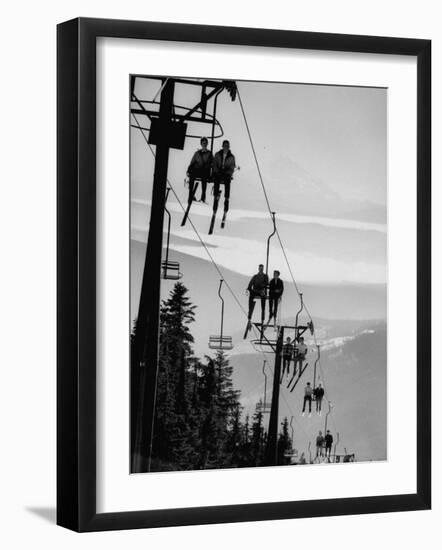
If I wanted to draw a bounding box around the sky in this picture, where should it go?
[132,77,387,206]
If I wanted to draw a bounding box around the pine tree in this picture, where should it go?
[198,351,242,468]
[237,414,252,467]
[225,401,243,467]
[133,282,253,473]
[151,283,198,470]
[250,408,265,466]
[198,357,221,468]
[277,417,292,465]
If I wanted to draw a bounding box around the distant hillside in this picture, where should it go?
[230,324,387,463]
[236,157,386,223]
[131,240,386,356]
[131,240,386,463]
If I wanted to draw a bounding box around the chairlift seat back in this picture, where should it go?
[284,449,298,458]
[208,335,234,350]
[162,260,183,280]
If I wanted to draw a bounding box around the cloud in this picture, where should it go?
[168,231,386,285]
[131,198,386,234]
[131,200,387,285]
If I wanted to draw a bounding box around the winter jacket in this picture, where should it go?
[316,436,324,447]
[187,149,213,178]
[247,272,269,294]
[325,434,333,447]
[304,385,313,397]
[269,278,284,297]
[296,343,308,357]
[314,386,325,400]
[283,342,294,357]
[212,149,236,178]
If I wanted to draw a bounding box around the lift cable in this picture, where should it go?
[237,88,344,443]
[132,113,337,451]
[305,326,344,447]
[238,89,336,384]
[133,114,304,442]
[132,113,250,318]
[237,88,302,297]
[132,113,280,371]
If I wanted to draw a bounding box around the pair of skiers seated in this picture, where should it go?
[302,382,325,416]
[282,336,308,376]
[186,137,236,210]
[246,264,284,326]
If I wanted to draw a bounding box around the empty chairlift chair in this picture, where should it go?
[283,417,297,459]
[208,279,234,351]
[162,260,182,280]
[162,188,183,281]
[256,360,271,414]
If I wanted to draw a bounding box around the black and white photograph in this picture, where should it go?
[0,1,434,542]
[130,75,387,474]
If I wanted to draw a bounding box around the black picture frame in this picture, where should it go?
[57,17,431,532]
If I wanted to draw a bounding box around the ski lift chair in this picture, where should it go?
[208,335,233,351]
[208,279,234,351]
[161,260,182,280]
[162,188,183,281]
[256,402,272,414]
[256,361,272,413]
[284,449,298,459]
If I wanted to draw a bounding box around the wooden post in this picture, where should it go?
[131,79,175,473]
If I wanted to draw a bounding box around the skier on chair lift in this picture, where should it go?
[246,264,269,329]
[267,270,284,326]
[282,336,294,378]
[325,430,333,458]
[293,336,308,376]
[302,382,313,417]
[314,382,325,415]
[186,137,213,204]
[212,139,236,228]
[315,430,325,457]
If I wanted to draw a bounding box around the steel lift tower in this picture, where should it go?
[130,76,237,473]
